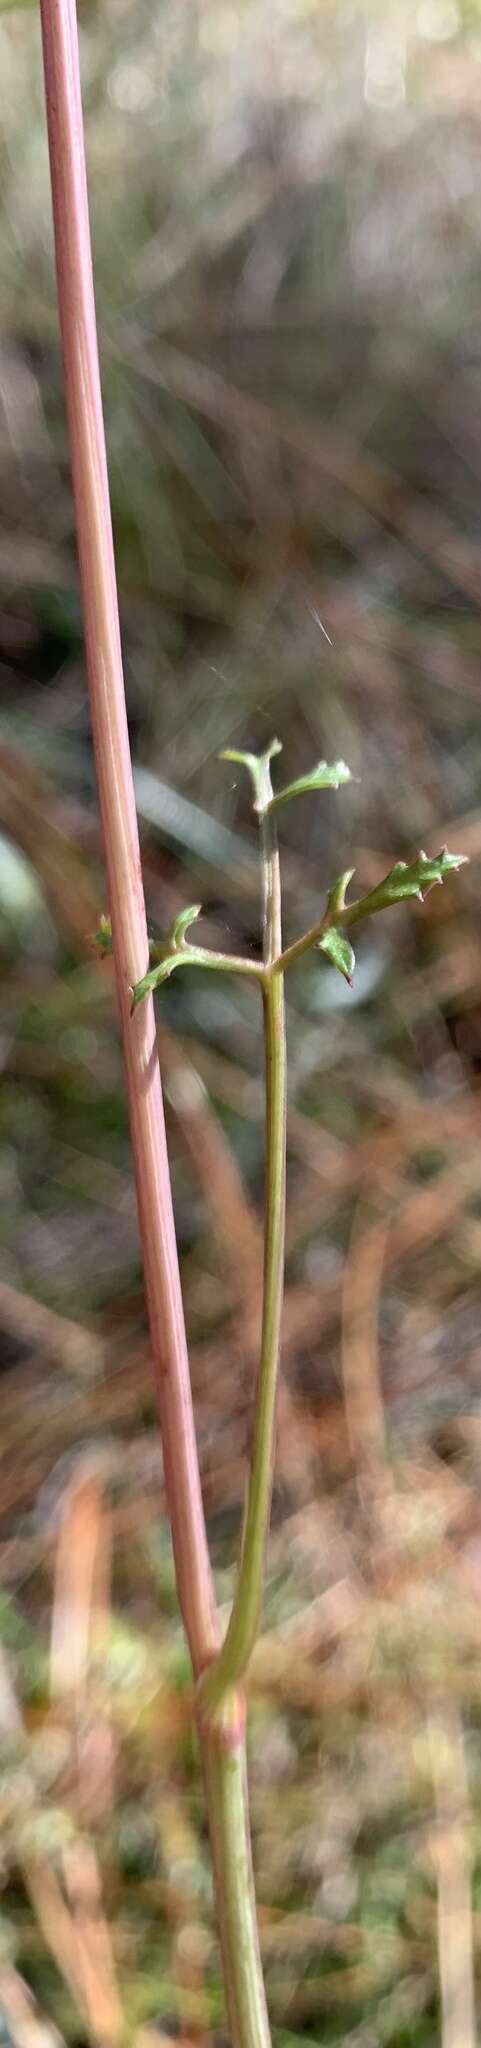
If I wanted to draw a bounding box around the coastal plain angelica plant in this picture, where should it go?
[129,750,468,1729]
[37,0,466,2038]
[107,741,466,2035]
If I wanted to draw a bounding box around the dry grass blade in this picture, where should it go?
[0,1959,66,2046]
[49,1466,122,2044]
[427,1707,476,2048]
[49,1464,111,1707]
[156,1794,211,2048]
[136,342,481,606]
[19,1859,88,2024]
[60,1839,124,2048]
[0,1647,87,2020]
[0,1637,24,1741]
[0,1282,103,1381]
[0,746,98,951]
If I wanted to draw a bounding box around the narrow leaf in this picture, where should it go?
[317,927,355,985]
[131,957,178,1009]
[268,759,352,813]
[352,847,468,921]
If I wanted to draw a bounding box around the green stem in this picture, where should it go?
[157,947,264,980]
[199,782,287,1714]
[200,1697,271,2048]
[194,759,286,2046]
[273,894,375,976]
[132,946,265,1006]
[273,911,331,976]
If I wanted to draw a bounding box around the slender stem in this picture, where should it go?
[261,797,282,967]
[199,788,287,1715]
[201,1698,271,2048]
[274,907,332,975]
[133,946,266,1005]
[39,0,218,1680]
[164,948,264,980]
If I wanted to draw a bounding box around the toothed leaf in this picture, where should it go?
[353,848,468,919]
[317,927,355,985]
[268,759,352,813]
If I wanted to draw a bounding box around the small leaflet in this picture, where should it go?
[269,760,352,813]
[317,927,355,986]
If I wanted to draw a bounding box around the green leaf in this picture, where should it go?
[268,759,352,813]
[351,847,467,920]
[317,927,355,985]
[131,957,178,1009]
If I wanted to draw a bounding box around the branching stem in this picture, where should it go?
[132,945,265,1007]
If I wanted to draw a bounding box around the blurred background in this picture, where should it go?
[1,0,481,2042]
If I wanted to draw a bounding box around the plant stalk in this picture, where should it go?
[39,0,218,1680]
[200,1694,271,2048]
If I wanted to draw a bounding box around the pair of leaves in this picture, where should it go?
[220,740,351,816]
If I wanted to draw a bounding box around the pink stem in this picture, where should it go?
[39,0,218,1678]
